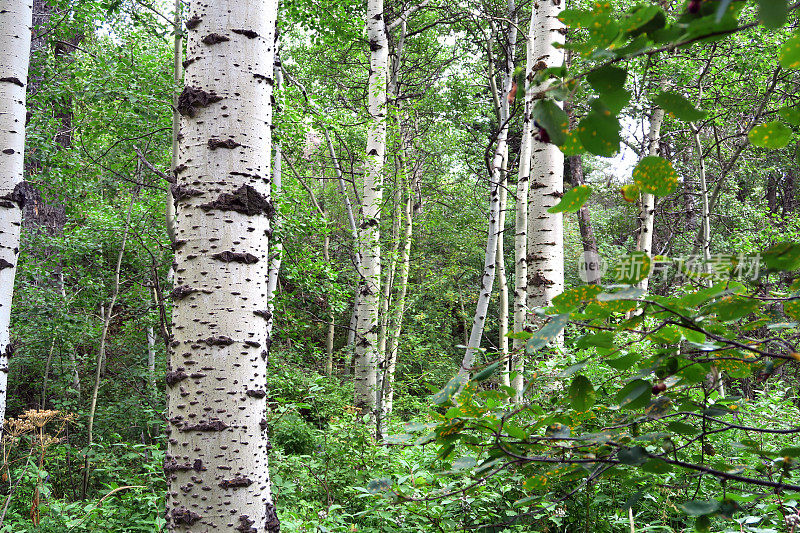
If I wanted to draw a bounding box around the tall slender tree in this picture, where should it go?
[165,0,280,530]
[0,0,33,427]
[354,0,388,418]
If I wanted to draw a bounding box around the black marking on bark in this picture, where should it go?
[261,349,268,362]
[163,457,205,473]
[204,335,235,346]
[530,271,554,287]
[244,340,261,348]
[0,77,23,87]
[171,285,198,300]
[369,39,381,52]
[182,419,229,432]
[182,58,195,69]
[200,184,274,217]
[3,344,14,359]
[232,29,259,39]
[0,259,14,271]
[265,502,281,533]
[235,515,257,533]
[208,138,242,150]
[185,15,202,29]
[0,181,26,209]
[260,418,268,430]
[220,476,253,489]
[2,149,14,155]
[171,240,187,251]
[170,507,201,525]
[254,309,272,320]
[253,73,273,84]
[368,148,378,155]
[212,251,259,264]
[165,370,188,386]
[246,389,266,399]
[177,86,223,117]
[202,33,230,45]
[189,372,207,379]
[171,184,203,201]
[360,218,379,229]
[174,164,188,175]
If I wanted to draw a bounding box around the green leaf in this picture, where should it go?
[653,91,707,122]
[780,34,800,68]
[559,130,585,156]
[641,458,671,474]
[552,285,603,312]
[695,514,711,532]
[587,65,627,94]
[606,353,641,370]
[525,314,570,353]
[522,474,548,490]
[632,156,679,196]
[622,5,661,33]
[679,500,720,517]
[548,185,592,213]
[617,445,647,465]
[568,375,596,411]
[779,106,800,126]
[763,242,800,270]
[668,421,700,435]
[616,379,652,410]
[575,331,615,349]
[545,423,570,439]
[706,295,762,322]
[784,299,800,320]
[384,433,413,444]
[748,121,793,149]
[432,375,467,405]
[758,0,788,28]
[620,183,640,202]
[472,362,500,382]
[578,111,621,157]
[367,478,393,494]
[532,100,569,146]
[600,89,632,114]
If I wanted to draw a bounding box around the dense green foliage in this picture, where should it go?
[3,0,800,531]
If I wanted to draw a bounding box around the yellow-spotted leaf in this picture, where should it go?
[779,33,800,69]
[632,156,678,196]
[748,121,793,149]
[784,298,800,320]
[560,130,585,156]
[525,314,570,353]
[620,183,640,202]
[523,474,548,490]
[532,100,569,146]
[548,185,592,213]
[578,111,621,157]
[552,285,603,312]
[653,91,707,122]
[778,106,800,126]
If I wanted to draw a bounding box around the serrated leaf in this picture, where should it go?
[632,156,679,196]
[654,91,707,122]
[587,65,627,94]
[779,106,800,126]
[548,185,592,213]
[616,379,652,410]
[532,100,569,146]
[578,111,621,157]
[749,121,793,149]
[568,375,596,411]
[525,314,570,353]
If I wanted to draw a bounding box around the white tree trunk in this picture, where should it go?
[0,0,33,427]
[511,7,536,396]
[636,105,665,292]
[526,0,565,320]
[354,0,388,418]
[147,326,156,390]
[497,150,509,387]
[166,0,279,530]
[459,4,517,377]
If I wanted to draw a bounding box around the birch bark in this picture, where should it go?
[526,0,565,352]
[459,3,517,377]
[354,0,388,418]
[0,0,33,427]
[635,105,665,292]
[166,0,279,530]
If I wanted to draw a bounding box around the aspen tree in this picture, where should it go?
[354,0,388,418]
[526,0,565,330]
[0,0,33,426]
[165,0,279,530]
